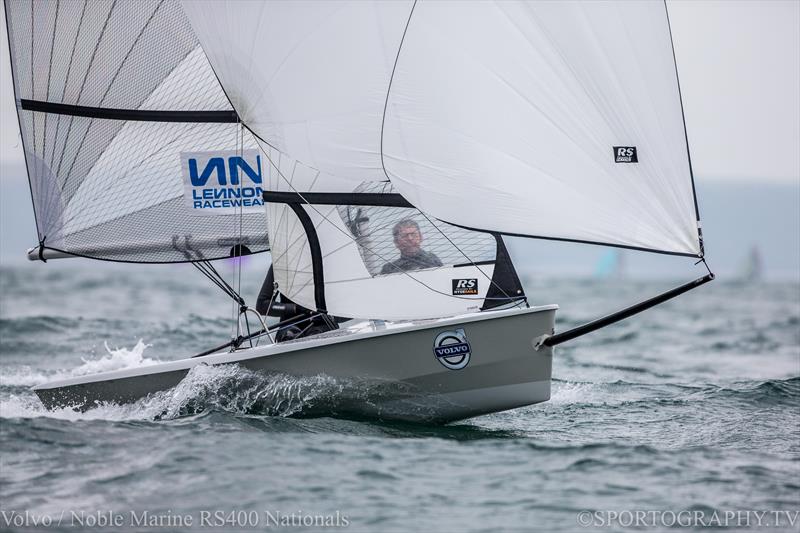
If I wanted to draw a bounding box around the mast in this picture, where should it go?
[664,0,705,257]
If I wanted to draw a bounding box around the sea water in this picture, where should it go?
[0,264,798,532]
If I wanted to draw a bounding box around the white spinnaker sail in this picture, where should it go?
[180,0,412,184]
[5,0,268,262]
[261,146,524,320]
[182,0,702,257]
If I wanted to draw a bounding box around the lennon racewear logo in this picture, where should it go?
[181,149,264,216]
[613,146,638,163]
[433,328,472,370]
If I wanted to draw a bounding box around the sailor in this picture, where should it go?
[380,219,443,274]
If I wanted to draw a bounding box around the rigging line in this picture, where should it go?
[264,149,291,286]
[272,151,293,284]
[192,313,326,358]
[63,0,165,188]
[443,217,702,259]
[288,206,376,288]
[255,312,328,344]
[283,160,310,291]
[261,161,392,273]
[696,256,714,277]
[257,283,280,347]
[231,118,244,340]
[4,1,40,238]
[271,156,321,292]
[55,0,117,181]
[247,132,335,268]
[288,183,334,294]
[47,0,87,171]
[203,260,243,301]
[29,1,34,154]
[195,264,238,301]
[379,0,417,180]
[260,150,507,304]
[41,0,59,171]
[231,121,240,338]
[416,210,522,308]
[192,260,244,305]
[267,203,311,269]
[235,120,246,339]
[176,237,242,303]
[664,0,703,252]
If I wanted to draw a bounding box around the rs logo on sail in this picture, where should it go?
[613,146,638,163]
[181,150,265,215]
[452,278,478,295]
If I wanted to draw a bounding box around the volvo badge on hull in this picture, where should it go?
[433,328,472,370]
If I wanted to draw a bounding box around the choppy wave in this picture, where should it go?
[0,357,424,424]
[0,364,328,422]
[0,315,80,335]
[548,377,799,408]
[698,377,800,405]
[0,340,158,388]
[139,365,372,421]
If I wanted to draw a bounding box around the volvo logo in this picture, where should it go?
[433,328,471,370]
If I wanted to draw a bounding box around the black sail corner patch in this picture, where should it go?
[613,146,638,163]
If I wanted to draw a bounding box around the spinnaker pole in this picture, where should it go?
[541,273,715,348]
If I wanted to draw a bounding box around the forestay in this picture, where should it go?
[260,145,525,321]
[5,0,268,262]
[182,0,703,258]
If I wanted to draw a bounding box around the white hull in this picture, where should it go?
[34,306,557,423]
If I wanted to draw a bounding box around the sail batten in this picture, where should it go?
[19,99,240,123]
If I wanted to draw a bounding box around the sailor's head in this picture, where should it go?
[392,219,423,257]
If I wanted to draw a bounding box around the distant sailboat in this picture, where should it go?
[739,246,764,283]
[594,249,627,280]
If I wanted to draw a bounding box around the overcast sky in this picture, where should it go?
[2,0,798,183]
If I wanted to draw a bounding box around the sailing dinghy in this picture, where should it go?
[6,0,713,422]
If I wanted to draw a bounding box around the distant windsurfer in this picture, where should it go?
[380,219,442,274]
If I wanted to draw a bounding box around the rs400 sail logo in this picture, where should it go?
[433,328,471,370]
[452,278,478,295]
[181,150,264,216]
[613,146,638,163]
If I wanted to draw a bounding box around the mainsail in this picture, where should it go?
[260,146,525,321]
[5,0,268,262]
[183,0,703,258]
